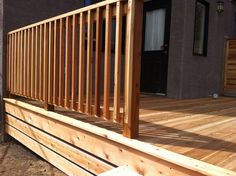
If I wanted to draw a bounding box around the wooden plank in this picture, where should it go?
[10,34,14,93]
[16,32,20,94]
[6,114,114,175]
[59,18,65,107]
[123,0,143,139]
[5,99,236,176]
[8,0,125,35]
[13,33,17,93]
[23,30,27,96]
[113,2,123,123]
[53,20,60,105]
[20,31,24,95]
[39,25,44,100]
[7,34,11,92]
[5,125,93,176]
[43,23,49,103]
[86,10,93,114]
[103,4,112,119]
[94,7,102,117]
[48,22,54,104]
[65,16,72,109]
[78,12,85,112]
[27,29,32,97]
[35,26,39,100]
[31,28,35,98]
[71,15,79,110]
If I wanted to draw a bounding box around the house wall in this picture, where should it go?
[167,0,236,99]
[0,0,85,141]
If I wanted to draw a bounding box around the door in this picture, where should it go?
[141,0,171,94]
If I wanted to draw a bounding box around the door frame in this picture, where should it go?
[141,0,172,95]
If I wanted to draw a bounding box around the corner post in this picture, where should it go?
[123,0,143,139]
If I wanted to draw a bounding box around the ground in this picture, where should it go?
[0,139,66,176]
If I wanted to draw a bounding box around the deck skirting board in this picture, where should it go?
[5,124,93,176]
[4,98,236,176]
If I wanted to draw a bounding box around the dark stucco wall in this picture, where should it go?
[167,0,236,99]
[0,0,85,141]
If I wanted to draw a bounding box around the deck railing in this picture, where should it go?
[7,0,143,138]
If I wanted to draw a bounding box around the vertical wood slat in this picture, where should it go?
[7,35,11,92]
[43,23,49,103]
[20,30,24,95]
[48,22,54,104]
[123,0,143,139]
[71,15,79,110]
[39,25,44,100]
[35,26,39,100]
[65,17,72,108]
[114,2,123,122]
[86,10,93,114]
[17,32,20,94]
[27,28,32,97]
[94,8,102,117]
[103,5,112,119]
[10,35,13,93]
[53,20,59,105]
[23,30,27,96]
[59,18,65,106]
[78,12,85,112]
[31,28,35,98]
[13,33,17,93]
[15,32,17,93]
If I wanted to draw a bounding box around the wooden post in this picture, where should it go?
[123,0,143,139]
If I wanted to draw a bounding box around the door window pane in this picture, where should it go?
[193,0,209,55]
[144,9,166,51]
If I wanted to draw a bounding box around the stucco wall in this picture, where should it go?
[167,0,236,99]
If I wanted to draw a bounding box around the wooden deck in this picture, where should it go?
[4,95,236,175]
[138,95,236,172]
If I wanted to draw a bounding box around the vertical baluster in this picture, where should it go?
[104,5,112,119]
[9,34,14,92]
[27,28,31,97]
[86,10,93,114]
[65,17,72,109]
[78,13,85,112]
[114,2,123,122]
[31,28,35,98]
[20,30,24,95]
[35,26,39,100]
[17,32,20,94]
[7,35,11,93]
[39,25,44,100]
[14,33,17,94]
[48,22,54,104]
[23,30,27,96]
[59,18,65,107]
[94,8,102,117]
[71,15,79,110]
[44,23,49,104]
[54,20,59,105]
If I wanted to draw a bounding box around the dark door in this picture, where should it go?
[141,0,171,94]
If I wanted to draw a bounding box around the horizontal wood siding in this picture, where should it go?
[224,39,236,94]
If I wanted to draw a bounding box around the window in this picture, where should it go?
[144,8,166,51]
[193,0,209,56]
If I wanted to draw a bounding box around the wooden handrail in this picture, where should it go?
[7,0,143,138]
